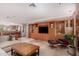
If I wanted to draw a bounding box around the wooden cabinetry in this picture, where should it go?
[76,19,79,37]
[28,20,74,41]
[55,21,65,34]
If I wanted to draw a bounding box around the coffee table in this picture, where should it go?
[11,43,39,56]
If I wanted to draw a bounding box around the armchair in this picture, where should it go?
[58,39,69,47]
[48,40,59,48]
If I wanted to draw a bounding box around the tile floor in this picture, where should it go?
[3,38,78,56]
[2,37,71,56]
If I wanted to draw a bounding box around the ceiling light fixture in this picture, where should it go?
[58,3,62,6]
[29,3,36,7]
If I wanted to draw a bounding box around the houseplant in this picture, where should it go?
[64,34,77,56]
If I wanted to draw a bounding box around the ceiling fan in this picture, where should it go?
[29,3,37,7]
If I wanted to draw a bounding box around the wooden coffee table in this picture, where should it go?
[11,43,39,56]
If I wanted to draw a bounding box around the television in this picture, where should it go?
[39,26,48,33]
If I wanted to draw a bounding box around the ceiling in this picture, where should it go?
[0,3,76,25]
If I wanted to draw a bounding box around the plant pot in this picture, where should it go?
[67,46,76,56]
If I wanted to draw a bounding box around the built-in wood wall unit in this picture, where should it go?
[76,19,79,37]
[28,19,74,41]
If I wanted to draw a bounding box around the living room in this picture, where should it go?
[0,3,79,56]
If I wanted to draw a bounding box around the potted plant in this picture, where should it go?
[64,34,77,56]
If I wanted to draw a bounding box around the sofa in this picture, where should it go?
[48,39,69,48]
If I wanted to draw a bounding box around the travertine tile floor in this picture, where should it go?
[4,38,70,56]
[29,40,70,56]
